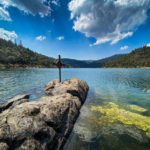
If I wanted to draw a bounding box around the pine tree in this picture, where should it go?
[19,40,23,46]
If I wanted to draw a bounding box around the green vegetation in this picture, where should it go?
[105,46,150,68]
[0,38,56,68]
[62,54,125,68]
[63,46,150,68]
[128,104,147,113]
[91,102,150,137]
[0,38,150,68]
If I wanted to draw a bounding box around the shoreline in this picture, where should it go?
[0,64,56,69]
[0,65,150,69]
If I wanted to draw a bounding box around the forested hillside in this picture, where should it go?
[0,39,56,68]
[62,54,125,68]
[63,46,150,68]
[105,46,150,67]
[0,38,149,68]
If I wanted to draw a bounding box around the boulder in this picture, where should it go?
[45,78,89,103]
[0,94,30,113]
[0,78,89,150]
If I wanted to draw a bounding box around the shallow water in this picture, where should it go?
[0,68,150,149]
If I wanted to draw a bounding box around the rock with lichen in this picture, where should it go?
[0,78,89,150]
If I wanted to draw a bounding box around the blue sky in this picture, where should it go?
[0,0,150,60]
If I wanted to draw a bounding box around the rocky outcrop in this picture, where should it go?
[0,94,30,113]
[45,78,88,103]
[0,78,89,150]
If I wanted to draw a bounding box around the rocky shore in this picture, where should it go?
[0,78,89,150]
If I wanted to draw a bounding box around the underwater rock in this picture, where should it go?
[0,78,89,150]
[128,104,147,113]
[91,102,150,138]
[100,124,149,143]
[72,106,100,142]
[65,103,150,150]
[98,124,150,150]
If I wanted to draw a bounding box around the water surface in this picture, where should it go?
[0,68,150,150]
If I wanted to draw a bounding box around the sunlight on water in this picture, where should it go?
[0,68,150,149]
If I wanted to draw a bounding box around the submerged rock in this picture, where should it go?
[0,78,89,150]
[65,103,150,150]
[91,102,150,138]
[128,104,147,113]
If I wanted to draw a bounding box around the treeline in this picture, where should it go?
[105,46,150,68]
[0,38,150,68]
[62,54,125,68]
[0,38,56,68]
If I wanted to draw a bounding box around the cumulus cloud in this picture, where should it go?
[0,0,59,19]
[120,45,129,51]
[56,36,64,41]
[146,43,150,47]
[51,0,59,6]
[69,0,150,46]
[36,35,46,41]
[0,28,18,41]
[1,0,51,17]
[0,7,11,21]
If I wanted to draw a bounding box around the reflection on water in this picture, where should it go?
[0,68,150,149]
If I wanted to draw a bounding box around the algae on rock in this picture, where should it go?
[91,102,150,138]
[128,104,147,113]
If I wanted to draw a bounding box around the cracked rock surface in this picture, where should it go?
[0,78,89,150]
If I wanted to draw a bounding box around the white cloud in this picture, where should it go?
[56,36,64,41]
[51,0,59,6]
[0,28,18,41]
[146,43,150,47]
[69,0,150,46]
[36,35,46,41]
[0,0,59,19]
[120,45,129,51]
[1,0,50,17]
[0,7,11,21]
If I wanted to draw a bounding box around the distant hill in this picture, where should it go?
[0,38,56,68]
[0,38,149,68]
[63,47,150,68]
[105,46,150,68]
[62,54,126,68]
[62,59,90,68]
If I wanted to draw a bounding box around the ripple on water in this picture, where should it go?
[0,68,150,149]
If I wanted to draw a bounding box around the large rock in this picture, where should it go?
[0,78,89,150]
[0,94,30,113]
[45,78,88,103]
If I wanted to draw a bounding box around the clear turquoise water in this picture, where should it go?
[0,68,150,149]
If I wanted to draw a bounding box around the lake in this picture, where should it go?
[0,68,150,150]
